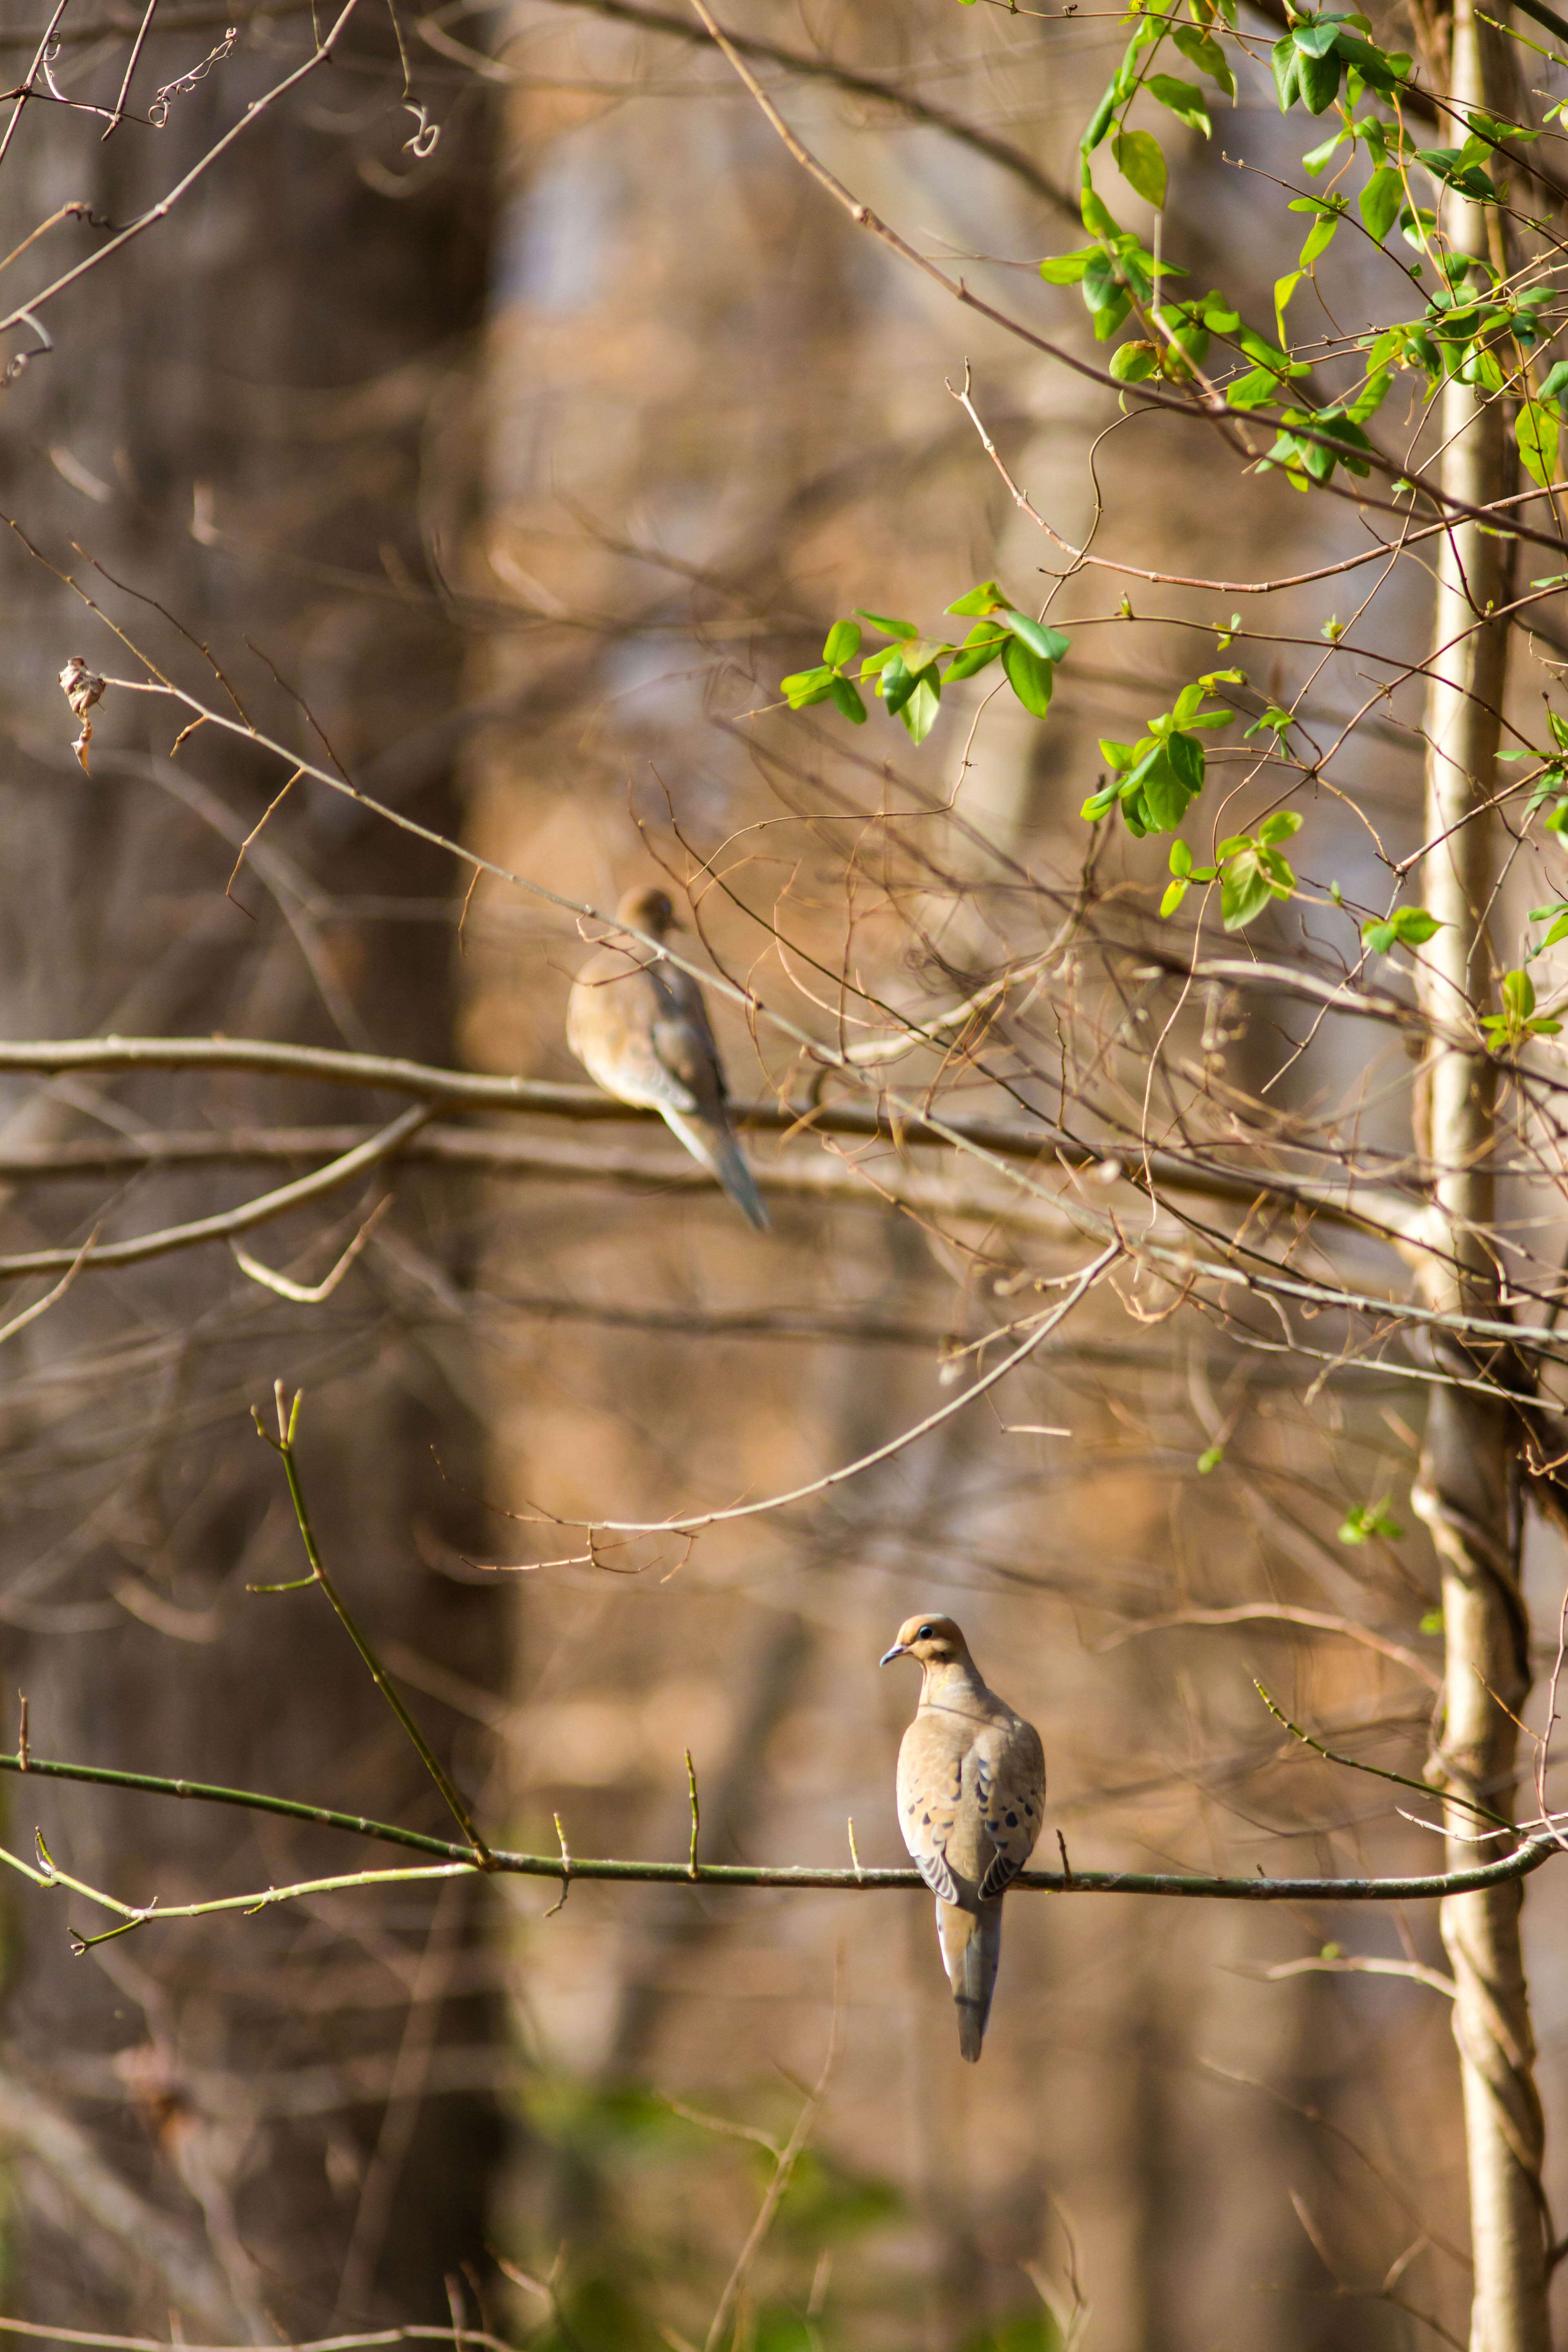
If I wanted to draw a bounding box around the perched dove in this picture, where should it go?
[882,1613,1045,2061]
[567,884,769,1231]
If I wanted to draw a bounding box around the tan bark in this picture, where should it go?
[1416,4,1551,2340]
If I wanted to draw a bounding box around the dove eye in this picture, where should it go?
[917,1624,935,1640]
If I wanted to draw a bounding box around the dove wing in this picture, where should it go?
[650,965,732,1116]
[896,1713,964,1904]
[568,949,701,1115]
[975,1716,1046,1899]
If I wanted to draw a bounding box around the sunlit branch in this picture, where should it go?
[0,1745,1553,1903]
[0,1033,1428,1233]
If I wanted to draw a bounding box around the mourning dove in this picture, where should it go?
[567,884,769,1231]
[881,1613,1045,2062]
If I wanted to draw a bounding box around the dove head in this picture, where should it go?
[616,884,680,938]
[880,1614,976,1685]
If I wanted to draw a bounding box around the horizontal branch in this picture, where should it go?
[0,1750,1555,1902]
[0,2323,512,2352]
[0,1085,1543,1377]
[0,1035,1422,1237]
[0,1105,428,1278]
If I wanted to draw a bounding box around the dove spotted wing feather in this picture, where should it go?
[889,1632,1045,2060]
[976,1717,1046,1896]
[567,948,702,1116]
[896,1727,964,1904]
[567,923,770,1231]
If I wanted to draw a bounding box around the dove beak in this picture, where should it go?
[879,1643,908,1667]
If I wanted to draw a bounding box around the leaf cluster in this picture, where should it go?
[1080,670,1242,839]
[781,584,1068,744]
[1159,810,1303,932]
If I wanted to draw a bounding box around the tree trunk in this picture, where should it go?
[1416,4,1551,2340]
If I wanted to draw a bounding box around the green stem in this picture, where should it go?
[1255,1679,1515,1829]
[260,1391,493,1864]
[0,1746,1555,1900]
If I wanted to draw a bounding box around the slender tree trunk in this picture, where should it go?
[1416,5,1551,2341]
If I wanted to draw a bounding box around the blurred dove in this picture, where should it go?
[567,884,769,1231]
[881,1613,1045,2061]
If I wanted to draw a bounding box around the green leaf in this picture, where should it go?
[899,675,940,744]
[1540,359,1568,410]
[1296,203,1343,268]
[1113,128,1167,208]
[1000,632,1054,718]
[1334,31,1411,91]
[1093,291,1133,343]
[1221,851,1277,931]
[781,665,835,709]
[1169,839,1194,879]
[1517,401,1560,490]
[1274,270,1304,332]
[895,637,948,676]
[1258,809,1303,846]
[1339,1497,1404,1544]
[1145,73,1212,135]
[1196,1443,1225,1473]
[826,674,866,723]
[1302,127,1348,174]
[1244,703,1296,742]
[943,622,1008,682]
[1227,366,1290,412]
[1271,30,1301,108]
[1297,47,1342,112]
[1167,731,1206,793]
[855,610,916,640]
[1081,253,1123,314]
[1363,905,1439,953]
[1359,163,1403,241]
[1160,876,1190,918]
[1172,23,1236,94]
[1081,85,1117,156]
[1347,369,1391,425]
[880,646,943,719]
[1416,145,1494,200]
[947,580,1007,616]
[1140,749,1193,831]
[1039,249,1097,286]
[1002,610,1071,664]
[1156,301,1209,365]
[1503,968,1536,1021]
[1111,338,1160,382]
[822,619,861,667]
[1080,184,1118,238]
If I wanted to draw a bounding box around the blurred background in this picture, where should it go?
[0,0,1564,2345]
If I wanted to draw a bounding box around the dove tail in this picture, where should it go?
[938,1898,1003,2063]
[663,1109,770,1231]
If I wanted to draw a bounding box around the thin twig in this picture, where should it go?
[254,1387,493,1864]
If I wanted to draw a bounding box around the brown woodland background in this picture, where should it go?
[0,0,1563,2345]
